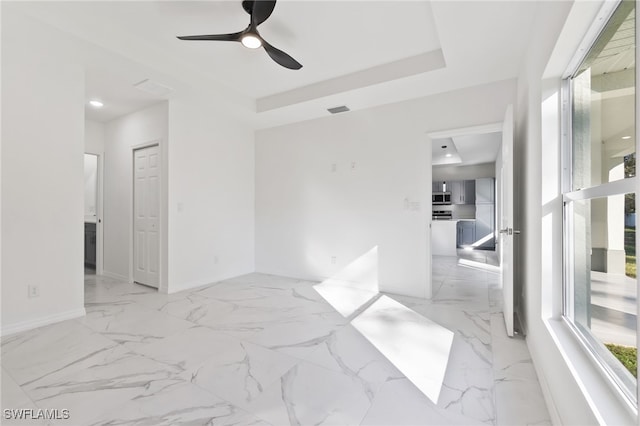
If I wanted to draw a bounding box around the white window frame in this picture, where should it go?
[561,0,639,407]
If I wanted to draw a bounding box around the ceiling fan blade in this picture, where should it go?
[262,40,302,70]
[251,0,277,26]
[177,32,242,42]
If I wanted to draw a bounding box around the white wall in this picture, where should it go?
[516,1,635,424]
[103,103,169,287]
[85,120,105,155]
[256,79,516,298]
[167,94,255,293]
[432,163,495,181]
[1,10,85,334]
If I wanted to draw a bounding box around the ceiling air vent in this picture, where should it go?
[327,105,350,114]
[133,79,174,97]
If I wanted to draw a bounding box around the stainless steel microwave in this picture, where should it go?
[432,192,451,205]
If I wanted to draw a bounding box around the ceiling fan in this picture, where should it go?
[177,0,302,70]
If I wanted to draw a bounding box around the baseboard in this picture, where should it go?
[168,269,256,294]
[1,307,86,337]
[101,271,129,281]
[531,349,562,425]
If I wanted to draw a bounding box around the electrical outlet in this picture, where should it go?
[28,285,39,298]
[331,256,337,265]
[214,256,219,265]
[351,161,356,170]
[331,163,337,173]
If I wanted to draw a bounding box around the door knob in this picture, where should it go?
[499,228,510,234]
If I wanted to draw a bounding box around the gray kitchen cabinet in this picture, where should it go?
[456,220,476,247]
[475,204,495,249]
[433,180,445,193]
[450,181,463,204]
[451,180,476,205]
[463,180,476,204]
[475,178,495,204]
[85,222,96,268]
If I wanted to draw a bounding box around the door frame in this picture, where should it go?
[130,141,162,290]
[84,152,104,275]
[426,121,504,295]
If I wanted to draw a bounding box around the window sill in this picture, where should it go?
[544,317,637,425]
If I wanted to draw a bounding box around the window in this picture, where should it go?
[563,0,637,404]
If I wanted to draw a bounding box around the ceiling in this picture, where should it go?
[6,1,542,127]
[432,132,502,167]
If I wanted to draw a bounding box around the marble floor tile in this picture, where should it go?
[2,368,36,409]
[313,283,379,317]
[439,367,495,424]
[243,361,373,426]
[87,383,269,426]
[360,378,483,426]
[189,340,300,409]
[25,351,186,425]
[126,325,244,375]
[490,314,535,378]
[351,295,455,404]
[20,344,132,399]
[84,279,156,305]
[1,321,118,386]
[157,295,235,324]
[243,313,347,359]
[1,265,552,425]
[300,325,404,401]
[494,377,551,426]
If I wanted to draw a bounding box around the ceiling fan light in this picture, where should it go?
[241,34,262,49]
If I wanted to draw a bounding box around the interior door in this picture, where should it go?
[133,145,160,288]
[500,105,515,336]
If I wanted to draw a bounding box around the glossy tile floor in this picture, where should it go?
[1,257,551,425]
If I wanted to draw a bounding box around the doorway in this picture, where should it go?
[427,108,516,336]
[133,145,160,288]
[84,153,101,274]
[428,124,505,316]
[429,128,502,263]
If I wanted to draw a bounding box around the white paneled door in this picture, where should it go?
[133,145,160,288]
[500,105,515,336]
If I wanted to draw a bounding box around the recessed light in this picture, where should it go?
[89,100,104,108]
[445,153,452,158]
[622,136,632,140]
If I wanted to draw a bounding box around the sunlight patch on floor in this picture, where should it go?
[313,246,454,403]
[313,246,379,317]
[351,295,454,404]
[458,258,500,273]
